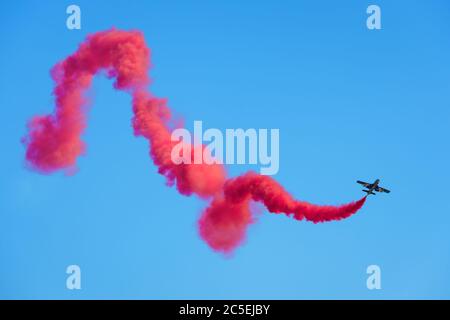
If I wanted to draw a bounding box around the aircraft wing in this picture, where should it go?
[357,180,372,188]
[376,186,391,193]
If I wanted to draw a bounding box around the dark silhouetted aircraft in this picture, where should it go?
[357,179,390,196]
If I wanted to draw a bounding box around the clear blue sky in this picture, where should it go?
[1,0,450,299]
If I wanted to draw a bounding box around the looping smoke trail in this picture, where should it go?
[23,29,366,254]
[199,172,366,253]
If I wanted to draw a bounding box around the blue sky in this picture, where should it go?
[1,0,450,299]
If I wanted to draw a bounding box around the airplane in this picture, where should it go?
[357,179,390,196]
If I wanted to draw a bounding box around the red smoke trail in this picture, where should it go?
[199,173,366,253]
[24,29,225,198]
[23,29,366,254]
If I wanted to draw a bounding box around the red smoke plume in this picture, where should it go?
[23,29,366,254]
[199,172,366,253]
